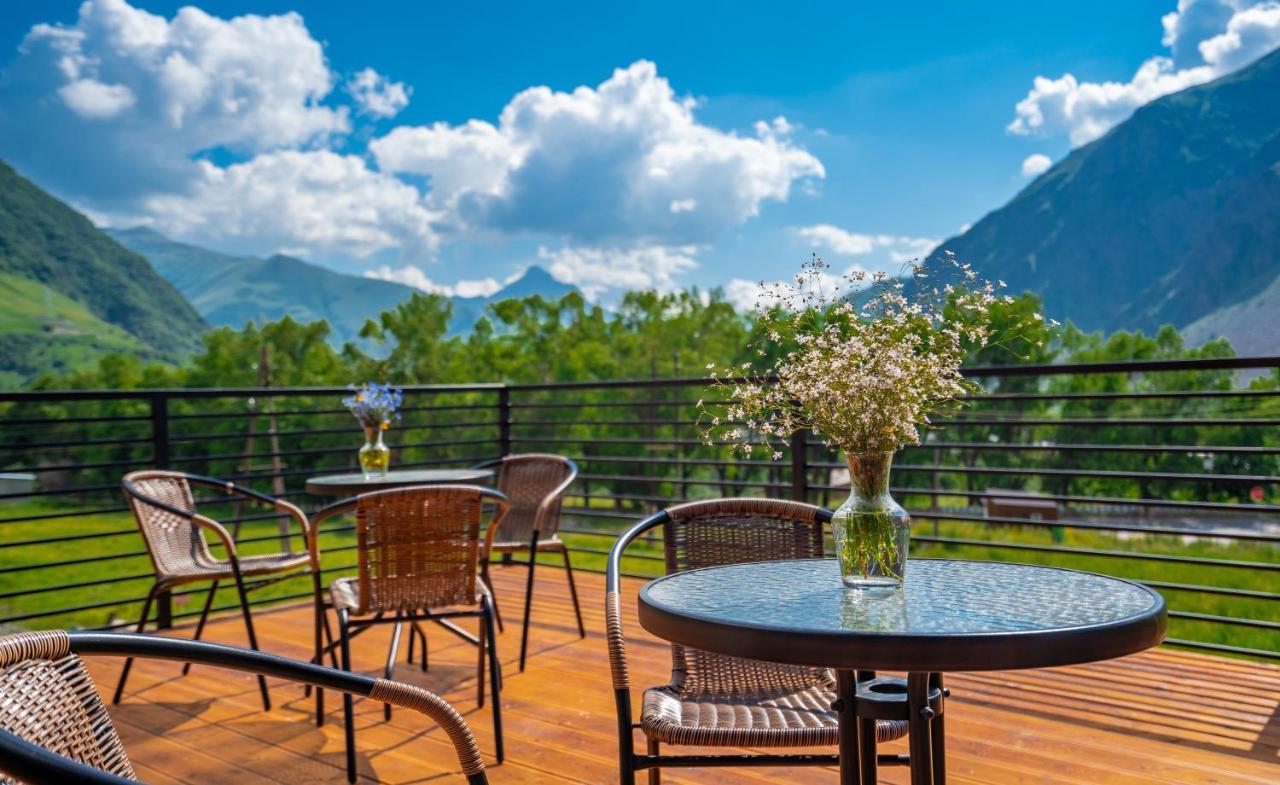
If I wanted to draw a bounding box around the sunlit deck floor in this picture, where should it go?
[91,564,1279,785]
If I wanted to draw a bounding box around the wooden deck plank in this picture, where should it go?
[84,563,1280,784]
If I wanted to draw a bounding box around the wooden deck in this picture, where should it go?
[90,564,1280,784]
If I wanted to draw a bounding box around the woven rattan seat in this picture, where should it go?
[328,577,486,614]
[606,498,910,783]
[475,454,582,671]
[0,630,489,785]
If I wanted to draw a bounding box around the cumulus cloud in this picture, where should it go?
[371,61,824,246]
[347,67,410,119]
[796,224,938,263]
[1,0,349,204]
[1021,153,1053,177]
[538,245,698,301]
[140,151,441,260]
[365,265,502,298]
[1009,1,1280,145]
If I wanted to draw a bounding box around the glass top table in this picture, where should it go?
[639,558,1166,673]
[304,468,494,497]
[637,558,1166,784]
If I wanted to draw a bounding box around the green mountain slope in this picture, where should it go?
[928,47,1280,341]
[110,228,579,342]
[0,272,158,387]
[1182,269,1280,358]
[0,160,207,385]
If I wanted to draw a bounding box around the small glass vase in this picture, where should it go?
[831,450,911,589]
[358,424,391,479]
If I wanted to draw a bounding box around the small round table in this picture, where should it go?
[637,558,1166,785]
[305,468,494,497]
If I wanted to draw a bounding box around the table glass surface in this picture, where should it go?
[641,559,1161,637]
[305,469,493,493]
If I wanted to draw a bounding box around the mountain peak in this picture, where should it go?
[496,264,576,301]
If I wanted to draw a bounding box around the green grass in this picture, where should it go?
[1,497,1273,660]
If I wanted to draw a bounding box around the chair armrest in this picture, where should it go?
[64,632,488,784]
[189,513,237,559]
[272,498,315,559]
[481,495,511,559]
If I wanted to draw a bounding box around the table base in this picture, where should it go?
[837,670,946,785]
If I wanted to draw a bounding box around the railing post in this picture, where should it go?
[790,428,808,503]
[497,386,511,458]
[149,393,173,630]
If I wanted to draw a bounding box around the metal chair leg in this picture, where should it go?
[480,560,504,632]
[383,615,404,721]
[338,609,357,784]
[311,571,327,726]
[112,584,158,704]
[560,544,585,638]
[519,532,539,672]
[857,670,878,785]
[647,739,661,785]
[182,580,219,676]
[483,598,504,763]
[477,607,487,708]
[231,569,271,711]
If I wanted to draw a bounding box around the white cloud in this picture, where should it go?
[140,150,441,260]
[58,79,135,118]
[347,67,410,119]
[1,0,349,205]
[1010,1,1280,145]
[1021,153,1053,177]
[538,245,698,301]
[371,61,824,246]
[796,224,938,263]
[365,265,501,298]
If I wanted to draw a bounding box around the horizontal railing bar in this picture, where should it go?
[871,486,1280,514]
[0,505,129,525]
[0,436,152,452]
[1166,611,1279,630]
[0,383,506,403]
[911,535,1278,571]
[907,510,1280,543]
[931,417,1280,427]
[1163,638,1279,661]
[1139,580,1279,601]
[965,388,1280,402]
[0,414,151,428]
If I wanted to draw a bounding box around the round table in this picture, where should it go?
[305,468,494,497]
[637,558,1166,785]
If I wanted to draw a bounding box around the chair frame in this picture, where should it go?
[474,454,583,671]
[605,500,913,784]
[316,485,509,784]
[0,631,487,784]
[117,471,325,712]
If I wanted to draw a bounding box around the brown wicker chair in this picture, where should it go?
[604,498,910,784]
[0,630,488,784]
[325,485,508,784]
[117,470,322,711]
[474,454,581,671]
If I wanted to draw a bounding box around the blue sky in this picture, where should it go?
[2,1,1277,304]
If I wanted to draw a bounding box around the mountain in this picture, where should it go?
[0,160,207,386]
[927,48,1280,346]
[110,228,580,343]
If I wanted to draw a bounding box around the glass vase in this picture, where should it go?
[830,450,910,589]
[358,424,391,479]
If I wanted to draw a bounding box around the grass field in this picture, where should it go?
[1,496,1274,658]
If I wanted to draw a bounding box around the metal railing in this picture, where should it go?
[0,356,1276,662]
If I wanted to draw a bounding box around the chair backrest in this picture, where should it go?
[661,498,828,699]
[0,631,137,784]
[122,471,216,582]
[490,454,576,543]
[355,485,506,615]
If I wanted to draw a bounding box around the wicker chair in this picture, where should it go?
[604,498,911,784]
[0,630,488,784]
[117,471,322,711]
[474,454,582,671]
[326,485,508,784]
